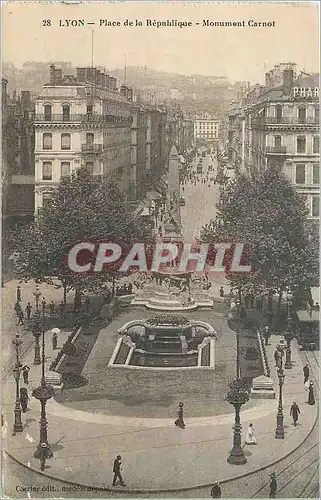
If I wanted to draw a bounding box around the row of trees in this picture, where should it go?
[10,168,153,304]
[200,167,319,311]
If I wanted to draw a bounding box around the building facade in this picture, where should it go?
[194,115,220,142]
[2,79,35,227]
[34,65,133,211]
[227,64,319,221]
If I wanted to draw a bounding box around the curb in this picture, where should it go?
[5,406,318,495]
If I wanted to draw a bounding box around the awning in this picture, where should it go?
[296,310,319,323]
[146,190,161,200]
[140,207,151,216]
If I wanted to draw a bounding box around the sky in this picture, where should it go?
[2,1,320,83]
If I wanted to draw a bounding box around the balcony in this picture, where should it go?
[81,143,103,154]
[34,114,131,124]
[266,146,287,154]
[252,116,319,126]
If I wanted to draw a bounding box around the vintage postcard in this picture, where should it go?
[1,1,320,498]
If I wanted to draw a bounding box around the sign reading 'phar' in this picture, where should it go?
[291,87,319,98]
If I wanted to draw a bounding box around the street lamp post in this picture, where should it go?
[275,355,285,439]
[12,331,23,435]
[32,311,42,366]
[226,378,249,465]
[284,289,293,369]
[226,300,249,465]
[32,330,54,470]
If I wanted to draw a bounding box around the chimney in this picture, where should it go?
[283,69,294,96]
[120,85,127,98]
[76,68,86,82]
[110,77,117,91]
[21,90,31,108]
[49,64,56,85]
[54,68,62,84]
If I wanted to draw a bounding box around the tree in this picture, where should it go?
[10,168,153,304]
[201,167,319,309]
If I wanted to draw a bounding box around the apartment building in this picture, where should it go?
[34,65,132,211]
[194,115,220,142]
[227,63,319,221]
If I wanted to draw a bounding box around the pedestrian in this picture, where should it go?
[22,365,30,384]
[25,302,32,319]
[59,301,65,316]
[263,325,270,346]
[245,423,257,445]
[17,309,24,325]
[219,286,224,298]
[211,482,222,498]
[112,455,126,487]
[52,332,58,350]
[269,472,277,498]
[175,402,185,429]
[308,382,315,406]
[49,301,55,316]
[14,301,21,316]
[16,285,21,302]
[303,363,310,384]
[290,401,300,427]
[20,387,30,413]
[41,298,46,316]
[274,349,280,368]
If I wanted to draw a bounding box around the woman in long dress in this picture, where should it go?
[308,382,315,405]
[245,423,257,444]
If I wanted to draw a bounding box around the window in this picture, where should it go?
[86,162,94,174]
[297,136,306,154]
[42,162,52,181]
[61,133,71,150]
[274,135,282,148]
[315,107,319,121]
[298,106,306,123]
[312,195,319,217]
[44,104,52,121]
[62,104,70,121]
[313,164,319,184]
[61,162,70,179]
[42,133,52,150]
[42,193,53,210]
[275,105,283,122]
[295,164,306,184]
[313,136,319,154]
[86,132,94,144]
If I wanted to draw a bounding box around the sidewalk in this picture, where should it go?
[3,329,317,493]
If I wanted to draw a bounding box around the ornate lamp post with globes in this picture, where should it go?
[226,378,249,465]
[32,330,54,470]
[275,354,285,439]
[284,289,294,369]
[226,298,249,465]
[12,330,23,435]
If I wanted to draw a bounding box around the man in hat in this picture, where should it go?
[22,365,30,384]
[269,472,277,498]
[263,325,270,346]
[211,482,222,498]
[25,302,32,320]
[290,401,300,427]
[112,455,125,487]
[303,363,309,384]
